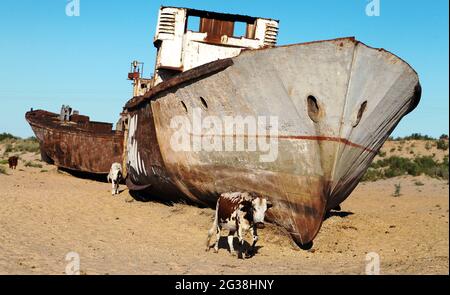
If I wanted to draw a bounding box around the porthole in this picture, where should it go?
[200,96,208,109]
[180,101,188,113]
[352,101,367,127]
[307,95,320,123]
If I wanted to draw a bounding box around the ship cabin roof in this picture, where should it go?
[161,6,279,23]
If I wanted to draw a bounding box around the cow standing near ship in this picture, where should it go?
[206,192,272,258]
[107,163,123,196]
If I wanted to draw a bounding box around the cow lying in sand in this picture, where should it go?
[107,163,122,195]
[8,156,18,169]
[206,192,272,258]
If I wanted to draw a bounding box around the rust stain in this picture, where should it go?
[187,132,377,153]
[200,17,234,43]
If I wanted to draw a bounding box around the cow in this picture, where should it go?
[205,192,273,259]
[8,156,18,169]
[107,162,122,195]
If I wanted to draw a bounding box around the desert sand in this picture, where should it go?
[0,150,448,275]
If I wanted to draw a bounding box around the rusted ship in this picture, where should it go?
[122,7,421,245]
[26,6,421,246]
[26,107,124,174]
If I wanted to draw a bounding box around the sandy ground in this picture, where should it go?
[0,153,448,275]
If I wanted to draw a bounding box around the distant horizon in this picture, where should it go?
[0,0,448,138]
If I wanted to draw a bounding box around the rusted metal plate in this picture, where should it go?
[123,37,421,245]
[26,110,123,174]
[200,18,234,43]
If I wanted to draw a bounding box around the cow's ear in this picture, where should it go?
[267,201,273,209]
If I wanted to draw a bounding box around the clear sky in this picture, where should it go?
[0,0,448,138]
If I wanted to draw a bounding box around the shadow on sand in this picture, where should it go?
[207,236,263,259]
[58,167,109,183]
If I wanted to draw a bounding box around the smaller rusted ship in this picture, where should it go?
[25,106,124,174]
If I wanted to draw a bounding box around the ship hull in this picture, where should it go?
[26,110,124,174]
[124,38,421,245]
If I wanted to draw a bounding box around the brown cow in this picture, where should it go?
[205,192,272,258]
[8,156,18,169]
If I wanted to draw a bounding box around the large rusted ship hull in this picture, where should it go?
[124,37,420,245]
[26,110,124,174]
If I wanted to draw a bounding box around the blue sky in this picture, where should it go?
[0,0,448,138]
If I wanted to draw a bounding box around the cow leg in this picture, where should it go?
[228,230,236,256]
[237,226,246,259]
[115,182,119,195]
[244,226,258,257]
[111,181,116,195]
[206,224,217,252]
[213,226,221,253]
[251,226,258,249]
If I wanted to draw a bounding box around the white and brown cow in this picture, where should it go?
[107,162,122,195]
[206,192,272,258]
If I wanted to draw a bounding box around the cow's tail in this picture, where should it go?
[206,199,220,251]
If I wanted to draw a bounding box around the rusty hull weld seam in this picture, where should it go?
[330,41,359,183]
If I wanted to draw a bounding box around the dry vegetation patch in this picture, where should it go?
[363,134,449,182]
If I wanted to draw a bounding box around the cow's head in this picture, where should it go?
[249,193,273,226]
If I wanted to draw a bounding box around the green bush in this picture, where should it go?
[3,143,13,154]
[362,155,449,181]
[436,139,449,150]
[0,165,7,175]
[2,138,40,155]
[378,150,387,157]
[0,133,18,141]
[361,168,384,182]
[394,133,435,141]
[393,183,402,197]
[14,140,40,153]
[25,161,43,168]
